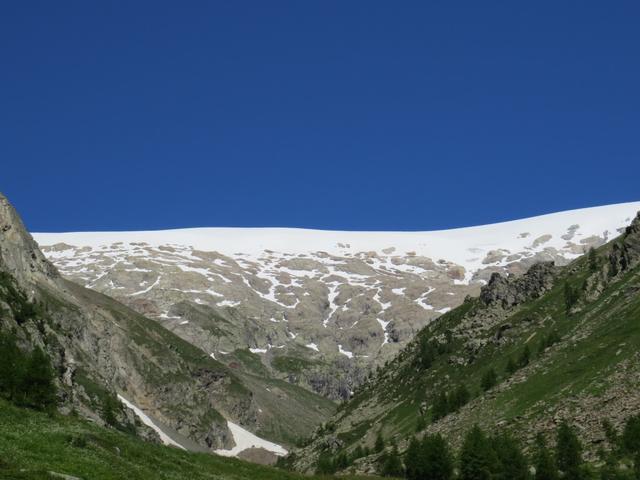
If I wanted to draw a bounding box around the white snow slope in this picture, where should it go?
[215,421,288,457]
[33,202,640,277]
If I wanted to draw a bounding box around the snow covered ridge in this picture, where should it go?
[33,202,640,274]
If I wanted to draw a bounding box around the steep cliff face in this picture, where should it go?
[0,193,332,461]
[290,211,640,475]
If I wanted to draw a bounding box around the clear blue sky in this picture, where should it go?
[2,2,639,232]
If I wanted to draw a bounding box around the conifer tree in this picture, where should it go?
[623,415,640,454]
[21,347,56,411]
[459,425,498,480]
[0,332,24,401]
[422,434,453,480]
[380,444,403,477]
[481,367,497,392]
[374,432,385,453]
[506,357,518,376]
[588,247,599,273]
[432,391,449,420]
[404,437,422,480]
[450,384,470,411]
[556,422,583,480]
[533,434,559,480]
[634,449,640,480]
[519,345,531,368]
[564,281,579,313]
[492,432,528,480]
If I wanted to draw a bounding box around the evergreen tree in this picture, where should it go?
[564,281,579,313]
[415,414,427,432]
[588,247,599,273]
[534,434,559,480]
[634,449,640,480]
[599,453,619,480]
[432,391,450,420]
[623,415,640,454]
[351,445,364,462]
[0,332,24,401]
[374,432,385,453]
[405,437,423,480]
[481,367,498,392]
[316,451,335,474]
[103,395,120,427]
[21,347,56,411]
[492,432,528,480]
[422,434,454,480]
[419,339,436,369]
[556,421,583,480]
[519,345,531,368]
[506,357,518,376]
[380,445,403,477]
[602,419,621,457]
[450,384,470,411]
[459,425,498,480]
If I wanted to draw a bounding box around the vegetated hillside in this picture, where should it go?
[0,192,333,462]
[0,398,370,480]
[290,210,640,475]
[33,202,640,402]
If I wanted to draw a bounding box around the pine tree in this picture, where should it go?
[432,391,450,420]
[599,453,619,480]
[21,347,56,411]
[564,281,579,314]
[481,367,498,392]
[459,425,498,480]
[588,247,599,273]
[556,421,583,480]
[419,339,436,369]
[623,415,640,454]
[374,432,385,453]
[422,434,454,480]
[0,332,24,401]
[534,434,558,480]
[492,432,528,480]
[518,345,531,368]
[316,451,335,474]
[405,437,423,480]
[506,357,518,376]
[450,384,470,411]
[380,445,403,477]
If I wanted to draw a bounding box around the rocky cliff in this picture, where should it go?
[0,193,332,462]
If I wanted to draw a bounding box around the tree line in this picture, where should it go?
[380,417,640,480]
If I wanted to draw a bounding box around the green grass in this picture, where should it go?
[0,399,372,480]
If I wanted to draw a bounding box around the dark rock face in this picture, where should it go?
[609,212,640,276]
[479,261,557,309]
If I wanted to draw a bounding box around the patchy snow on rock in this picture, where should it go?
[305,342,320,352]
[338,344,354,358]
[377,318,391,345]
[117,395,185,450]
[249,347,268,354]
[215,421,287,457]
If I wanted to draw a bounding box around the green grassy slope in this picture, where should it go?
[0,399,373,480]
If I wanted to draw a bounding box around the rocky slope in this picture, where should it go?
[0,193,333,463]
[289,208,640,474]
[33,202,640,400]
